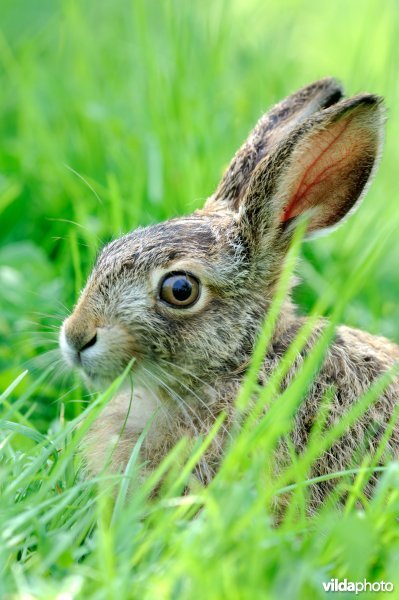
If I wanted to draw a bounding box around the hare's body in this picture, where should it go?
[83,312,399,503]
[61,78,399,507]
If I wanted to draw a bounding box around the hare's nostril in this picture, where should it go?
[80,333,97,352]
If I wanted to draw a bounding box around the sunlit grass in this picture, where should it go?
[1,0,399,597]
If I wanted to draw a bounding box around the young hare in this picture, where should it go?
[61,78,399,505]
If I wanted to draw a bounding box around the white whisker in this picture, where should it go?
[141,365,220,483]
[158,362,231,442]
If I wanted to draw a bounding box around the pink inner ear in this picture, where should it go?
[280,115,363,222]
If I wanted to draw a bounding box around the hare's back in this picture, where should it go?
[335,325,399,371]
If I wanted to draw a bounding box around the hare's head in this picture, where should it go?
[60,78,384,387]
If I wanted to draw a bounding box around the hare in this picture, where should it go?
[60,78,399,506]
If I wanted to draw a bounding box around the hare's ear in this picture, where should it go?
[238,94,384,242]
[206,78,344,213]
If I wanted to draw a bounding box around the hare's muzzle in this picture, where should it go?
[60,314,98,367]
[60,310,139,385]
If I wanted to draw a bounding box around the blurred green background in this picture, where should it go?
[1,0,399,426]
[2,2,399,597]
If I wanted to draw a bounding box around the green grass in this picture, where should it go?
[2,0,399,597]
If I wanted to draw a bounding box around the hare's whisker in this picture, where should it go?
[158,363,231,442]
[32,312,65,321]
[141,366,214,482]
[151,364,225,459]
[135,374,174,428]
[141,366,199,433]
[162,359,216,392]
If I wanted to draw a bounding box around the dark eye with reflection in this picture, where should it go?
[159,272,200,308]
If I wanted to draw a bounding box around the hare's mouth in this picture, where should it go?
[60,324,139,385]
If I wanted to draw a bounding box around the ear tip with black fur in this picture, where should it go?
[330,93,386,123]
[303,76,345,108]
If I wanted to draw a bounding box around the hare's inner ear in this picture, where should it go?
[239,94,384,240]
[206,77,344,214]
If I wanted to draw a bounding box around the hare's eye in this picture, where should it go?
[159,272,200,308]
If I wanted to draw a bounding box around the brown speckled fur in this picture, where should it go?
[61,78,399,509]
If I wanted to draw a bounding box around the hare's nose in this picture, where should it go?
[66,331,97,354]
[62,315,98,356]
[78,332,98,352]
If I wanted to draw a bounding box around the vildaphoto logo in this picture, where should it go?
[322,579,394,594]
